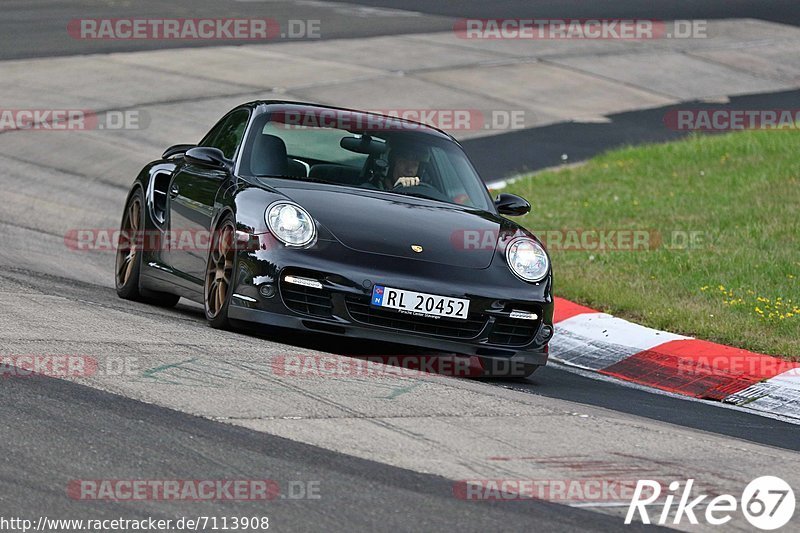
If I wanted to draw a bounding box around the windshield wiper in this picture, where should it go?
[256,175,337,186]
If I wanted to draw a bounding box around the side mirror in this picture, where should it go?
[494,193,531,216]
[184,147,231,171]
[162,143,195,159]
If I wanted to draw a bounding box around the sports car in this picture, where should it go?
[115,101,554,377]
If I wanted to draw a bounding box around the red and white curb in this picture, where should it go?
[551,297,800,420]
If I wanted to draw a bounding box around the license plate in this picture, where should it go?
[371,285,470,320]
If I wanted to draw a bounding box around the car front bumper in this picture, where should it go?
[228,238,554,366]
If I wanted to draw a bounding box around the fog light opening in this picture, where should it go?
[259,284,276,298]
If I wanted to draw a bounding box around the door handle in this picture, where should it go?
[169,185,179,198]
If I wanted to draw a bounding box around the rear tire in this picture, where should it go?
[115,188,180,308]
[204,215,237,330]
[115,189,145,301]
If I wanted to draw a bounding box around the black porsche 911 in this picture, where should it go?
[115,101,553,377]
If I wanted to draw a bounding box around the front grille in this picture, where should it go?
[488,317,538,346]
[281,282,333,318]
[345,296,486,339]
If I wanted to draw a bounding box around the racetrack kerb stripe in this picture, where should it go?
[552,297,596,323]
[551,298,800,419]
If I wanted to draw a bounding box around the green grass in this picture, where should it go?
[503,129,800,360]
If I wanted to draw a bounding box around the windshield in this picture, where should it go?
[240,107,493,211]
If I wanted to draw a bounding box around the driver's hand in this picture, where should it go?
[393,176,420,188]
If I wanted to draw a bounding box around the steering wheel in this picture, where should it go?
[392,181,449,202]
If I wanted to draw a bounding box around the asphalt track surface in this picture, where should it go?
[3,371,645,532]
[463,88,800,178]
[0,0,453,60]
[345,0,800,27]
[3,0,799,60]
[2,2,800,532]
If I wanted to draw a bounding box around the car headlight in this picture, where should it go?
[266,202,315,247]
[505,237,549,282]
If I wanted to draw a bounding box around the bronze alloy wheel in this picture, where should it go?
[115,189,180,307]
[116,196,141,288]
[205,219,235,320]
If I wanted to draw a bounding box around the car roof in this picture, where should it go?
[239,100,460,144]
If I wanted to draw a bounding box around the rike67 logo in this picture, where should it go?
[626,476,795,530]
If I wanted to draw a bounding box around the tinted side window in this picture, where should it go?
[200,109,250,160]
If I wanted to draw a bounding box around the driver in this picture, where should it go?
[381,143,429,190]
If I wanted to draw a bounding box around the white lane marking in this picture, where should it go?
[548,312,800,421]
[549,312,690,370]
[550,329,642,370]
[557,312,690,351]
[724,368,800,419]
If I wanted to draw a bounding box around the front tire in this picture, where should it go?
[115,190,144,300]
[204,215,237,329]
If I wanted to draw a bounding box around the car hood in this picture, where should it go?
[273,183,502,269]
